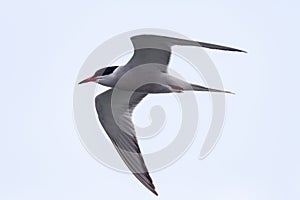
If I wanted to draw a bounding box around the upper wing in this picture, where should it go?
[95,89,158,196]
[130,34,246,53]
[125,34,246,71]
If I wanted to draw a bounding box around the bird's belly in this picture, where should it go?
[114,70,172,93]
[135,83,173,93]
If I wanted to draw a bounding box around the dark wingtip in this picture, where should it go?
[196,41,247,53]
[239,49,247,53]
[148,185,158,196]
[152,190,158,196]
[225,91,236,95]
[231,48,247,53]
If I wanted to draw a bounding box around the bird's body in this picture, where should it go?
[79,34,246,195]
[101,65,191,93]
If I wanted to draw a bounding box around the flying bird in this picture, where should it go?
[79,34,246,196]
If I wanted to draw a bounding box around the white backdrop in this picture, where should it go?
[0,1,299,199]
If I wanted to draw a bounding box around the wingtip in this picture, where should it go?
[239,49,248,53]
[148,186,158,196]
[226,91,236,95]
[233,48,247,53]
[147,185,158,196]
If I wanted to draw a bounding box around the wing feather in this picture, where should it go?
[125,34,246,72]
[131,34,246,53]
[95,89,158,196]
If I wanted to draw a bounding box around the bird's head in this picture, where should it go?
[78,66,119,85]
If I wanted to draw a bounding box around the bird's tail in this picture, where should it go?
[190,84,235,94]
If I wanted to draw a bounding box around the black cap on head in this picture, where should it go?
[94,66,119,77]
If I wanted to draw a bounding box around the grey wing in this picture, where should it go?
[95,89,158,196]
[125,35,173,71]
[130,34,247,53]
[125,34,246,72]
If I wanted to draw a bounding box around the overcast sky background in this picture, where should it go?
[1,1,299,199]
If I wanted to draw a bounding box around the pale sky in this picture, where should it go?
[0,1,299,199]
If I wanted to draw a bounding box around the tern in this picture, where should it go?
[79,34,246,196]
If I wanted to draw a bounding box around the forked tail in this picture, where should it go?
[191,84,235,94]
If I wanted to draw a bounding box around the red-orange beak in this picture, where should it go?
[78,76,97,84]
